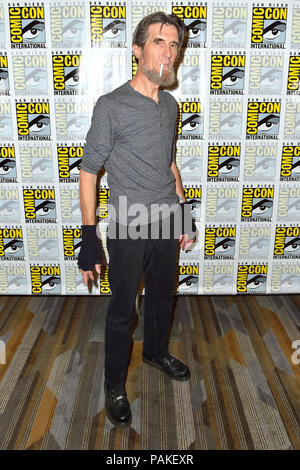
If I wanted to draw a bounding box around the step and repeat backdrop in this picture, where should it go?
[1,0,300,295]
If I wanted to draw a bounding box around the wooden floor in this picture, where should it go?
[0,294,299,450]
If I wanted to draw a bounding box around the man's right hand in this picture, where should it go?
[77,225,103,286]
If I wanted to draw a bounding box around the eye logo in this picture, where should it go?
[177,264,199,293]
[241,187,274,221]
[90,5,126,47]
[208,145,241,181]
[246,101,281,139]
[0,55,9,94]
[52,54,86,95]
[179,102,203,139]
[0,228,24,260]
[251,7,287,48]
[9,7,46,48]
[172,5,207,46]
[50,6,86,47]
[16,101,51,140]
[274,226,300,258]
[0,146,17,182]
[237,264,268,294]
[23,188,56,223]
[211,55,245,94]
[204,226,236,259]
[30,265,61,295]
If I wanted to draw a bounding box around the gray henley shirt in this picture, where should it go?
[81,80,180,225]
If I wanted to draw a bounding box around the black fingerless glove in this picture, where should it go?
[77,225,103,271]
[180,202,197,240]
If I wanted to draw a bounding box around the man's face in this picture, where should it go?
[135,22,179,86]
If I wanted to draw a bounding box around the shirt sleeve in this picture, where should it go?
[80,96,115,175]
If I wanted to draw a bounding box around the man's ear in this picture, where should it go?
[132,44,143,61]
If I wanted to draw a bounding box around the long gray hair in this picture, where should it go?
[132,12,186,53]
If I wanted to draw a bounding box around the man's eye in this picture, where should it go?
[252,199,273,215]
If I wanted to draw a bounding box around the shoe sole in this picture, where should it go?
[142,355,191,381]
[105,401,132,428]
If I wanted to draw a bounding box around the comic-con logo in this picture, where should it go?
[12,52,47,95]
[0,54,9,95]
[9,5,46,48]
[60,187,81,223]
[209,99,242,138]
[246,100,280,139]
[97,187,110,222]
[203,263,234,294]
[0,101,13,140]
[204,226,236,259]
[280,145,300,181]
[178,101,203,139]
[50,4,86,47]
[23,187,56,223]
[274,226,300,259]
[251,6,287,48]
[0,227,24,260]
[237,264,267,294]
[177,142,202,182]
[210,54,245,94]
[206,187,238,221]
[278,187,300,220]
[52,53,87,95]
[271,263,300,293]
[0,145,16,182]
[62,227,82,260]
[30,265,61,294]
[55,100,89,140]
[100,264,110,294]
[239,225,271,259]
[0,188,20,222]
[177,264,199,294]
[20,144,53,182]
[212,5,247,47]
[90,4,126,47]
[179,52,205,96]
[172,5,207,47]
[287,55,300,94]
[291,7,300,48]
[0,265,27,294]
[207,144,240,181]
[183,186,201,221]
[284,102,300,139]
[16,100,51,140]
[244,144,277,180]
[27,227,58,259]
[241,186,274,222]
[58,145,82,182]
[249,53,283,95]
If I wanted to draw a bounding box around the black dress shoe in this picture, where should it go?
[104,381,132,427]
[142,352,191,381]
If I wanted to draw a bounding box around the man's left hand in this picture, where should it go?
[179,233,195,251]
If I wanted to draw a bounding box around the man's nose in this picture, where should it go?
[163,44,172,58]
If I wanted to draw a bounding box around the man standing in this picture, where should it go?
[78,12,196,427]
